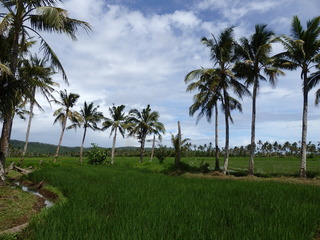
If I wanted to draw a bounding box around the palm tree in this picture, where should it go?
[234,24,284,175]
[275,16,320,178]
[76,102,104,164]
[52,89,81,162]
[19,55,57,162]
[102,104,127,164]
[127,104,165,163]
[185,69,221,170]
[0,0,91,182]
[196,27,250,174]
[171,132,190,164]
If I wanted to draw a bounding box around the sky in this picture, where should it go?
[8,0,320,149]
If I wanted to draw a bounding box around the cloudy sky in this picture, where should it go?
[9,0,320,148]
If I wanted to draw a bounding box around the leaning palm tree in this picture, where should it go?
[234,24,284,175]
[127,105,165,163]
[75,101,104,164]
[0,0,91,182]
[19,55,58,162]
[198,27,250,174]
[102,104,127,164]
[275,16,320,178]
[52,89,81,162]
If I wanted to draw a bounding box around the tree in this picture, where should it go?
[19,55,57,162]
[185,68,221,170]
[127,105,165,163]
[235,24,284,175]
[102,104,127,164]
[171,131,190,164]
[76,102,104,164]
[275,16,320,178]
[52,89,81,162]
[0,0,91,183]
[197,27,250,174]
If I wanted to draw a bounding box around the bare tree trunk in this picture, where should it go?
[300,72,308,178]
[175,121,181,165]
[223,90,230,175]
[21,100,35,163]
[150,135,156,162]
[139,136,146,163]
[111,128,117,164]
[54,117,67,163]
[0,115,13,184]
[249,81,258,175]
[214,104,220,171]
[79,127,87,164]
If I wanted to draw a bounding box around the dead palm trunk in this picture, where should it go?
[249,79,258,175]
[111,127,117,164]
[223,90,230,175]
[150,135,156,162]
[214,104,220,171]
[300,70,308,178]
[54,116,67,163]
[79,126,87,164]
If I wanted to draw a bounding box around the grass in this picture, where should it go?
[23,163,320,240]
[3,156,320,239]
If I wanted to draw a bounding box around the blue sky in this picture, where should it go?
[9,0,320,148]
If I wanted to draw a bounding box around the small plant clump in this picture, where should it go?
[155,144,170,164]
[87,144,108,165]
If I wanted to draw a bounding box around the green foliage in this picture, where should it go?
[199,160,210,173]
[26,164,320,240]
[87,144,108,165]
[155,145,170,164]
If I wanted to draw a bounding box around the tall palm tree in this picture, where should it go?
[127,104,165,163]
[75,101,104,164]
[234,24,284,175]
[185,69,222,170]
[275,16,320,178]
[0,0,91,182]
[102,104,127,164]
[52,89,81,162]
[19,55,57,162]
[197,27,250,174]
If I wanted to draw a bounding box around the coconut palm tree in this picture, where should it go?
[185,69,222,170]
[75,101,104,164]
[171,132,190,164]
[52,89,81,162]
[275,16,320,178]
[102,104,127,164]
[197,27,250,174]
[234,24,284,175]
[19,55,57,162]
[127,105,165,163]
[0,0,91,182]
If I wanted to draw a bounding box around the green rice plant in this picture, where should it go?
[25,165,320,240]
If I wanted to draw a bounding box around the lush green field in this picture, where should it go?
[7,157,317,240]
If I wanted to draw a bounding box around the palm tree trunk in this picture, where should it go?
[140,136,146,163]
[300,72,308,178]
[249,81,258,175]
[223,91,230,175]
[21,100,35,163]
[54,117,67,163]
[175,121,181,165]
[214,104,220,171]
[79,127,87,164]
[0,116,13,184]
[111,128,117,164]
[150,135,156,162]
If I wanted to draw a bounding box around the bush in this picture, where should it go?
[199,160,210,173]
[87,144,108,165]
[155,145,170,164]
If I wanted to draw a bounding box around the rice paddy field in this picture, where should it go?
[4,156,320,239]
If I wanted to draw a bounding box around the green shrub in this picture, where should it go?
[155,145,170,164]
[87,144,108,165]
